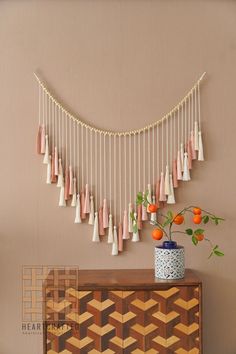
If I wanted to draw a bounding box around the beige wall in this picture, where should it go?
[0,1,236,353]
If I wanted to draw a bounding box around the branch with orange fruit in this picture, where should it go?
[131,192,225,258]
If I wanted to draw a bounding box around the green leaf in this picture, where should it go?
[186,228,193,235]
[214,250,224,257]
[213,245,219,250]
[203,215,209,224]
[136,192,143,205]
[167,210,173,220]
[162,218,171,228]
[208,251,213,259]
[192,236,198,246]
[194,229,204,236]
[214,219,219,225]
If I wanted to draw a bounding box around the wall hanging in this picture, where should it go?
[35,72,206,255]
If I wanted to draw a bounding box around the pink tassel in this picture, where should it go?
[51,151,57,183]
[159,172,166,201]
[99,207,105,236]
[54,147,59,176]
[118,222,123,252]
[137,204,142,230]
[36,125,41,154]
[177,151,182,180]
[102,199,109,228]
[40,125,46,154]
[190,130,197,159]
[80,189,86,219]
[187,140,192,170]
[83,183,91,214]
[155,180,160,208]
[69,166,73,195]
[122,210,129,239]
[172,159,178,188]
[64,168,70,200]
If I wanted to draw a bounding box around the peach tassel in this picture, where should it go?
[36,126,41,154]
[159,172,166,201]
[177,151,182,180]
[122,210,129,239]
[80,188,86,219]
[190,130,197,159]
[103,199,109,228]
[187,141,192,170]
[40,125,46,154]
[172,159,178,188]
[51,151,57,183]
[83,183,90,214]
[99,207,105,236]
[69,166,73,195]
[118,222,123,252]
[137,204,142,230]
[64,168,70,201]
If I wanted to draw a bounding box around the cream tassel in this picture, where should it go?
[182,152,191,181]
[88,196,95,225]
[180,143,184,172]
[74,194,81,223]
[103,199,109,228]
[164,165,170,195]
[111,226,118,255]
[43,135,49,164]
[132,212,140,242]
[107,214,113,243]
[92,212,100,242]
[150,196,157,223]
[167,174,175,204]
[122,210,129,239]
[159,172,166,201]
[147,184,152,212]
[46,155,52,184]
[198,131,204,161]
[177,150,182,180]
[71,178,77,207]
[194,121,199,150]
[128,203,133,233]
[59,182,66,207]
[83,183,91,214]
[57,158,63,188]
[54,146,59,176]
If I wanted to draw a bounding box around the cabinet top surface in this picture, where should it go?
[44,268,201,290]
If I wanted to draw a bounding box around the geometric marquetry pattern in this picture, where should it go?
[45,287,200,354]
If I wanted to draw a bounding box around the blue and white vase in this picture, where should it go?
[154,241,185,279]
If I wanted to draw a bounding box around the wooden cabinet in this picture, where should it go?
[43,269,202,354]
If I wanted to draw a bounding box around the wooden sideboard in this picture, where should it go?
[43,268,202,354]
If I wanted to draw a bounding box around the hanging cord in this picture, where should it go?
[81,125,84,188]
[119,135,122,221]
[177,106,180,149]
[62,109,64,162]
[104,134,106,199]
[69,115,72,166]
[65,112,68,168]
[99,133,102,207]
[114,135,117,224]
[34,72,206,136]
[185,100,187,147]
[138,132,141,192]
[143,131,146,189]
[170,113,172,168]
[198,82,201,129]
[77,123,80,191]
[148,127,150,183]
[48,97,51,150]
[73,120,76,174]
[161,119,164,172]
[194,86,197,123]
[95,132,98,211]
[42,90,45,128]
[90,129,93,194]
[55,104,58,149]
[124,135,127,209]
[157,125,159,179]
[58,106,61,156]
[191,90,194,131]
[129,134,132,202]
[38,84,41,126]
[181,103,184,146]
[133,134,136,211]
[166,115,169,166]
[109,134,112,213]
[86,127,88,183]
[152,127,155,187]
[188,95,191,139]
[173,111,176,160]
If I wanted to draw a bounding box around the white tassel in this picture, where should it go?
[150,196,157,223]
[180,143,184,172]
[128,203,133,233]
[167,174,175,204]
[92,212,100,242]
[147,184,152,212]
[194,121,199,150]
[111,226,118,255]
[132,212,140,242]
[43,135,49,165]
[198,131,204,161]
[46,155,51,184]
[59,183,66,207]
[71,178,77,207]
[107,214,113,243]
[74,194,81,223]
[182,152,191,181]
[164,165,170,195]
[57,158,63,188]
[88,196,95,225]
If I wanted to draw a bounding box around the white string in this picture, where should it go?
[86,127,88,183]
[152,127,155,186]
[198,83,201,128]
[52,101,55,149]
[77,123,79,191]
[129,135,132,202]
[58,107,61,156]
[173,111,176,159]
[194,86,197,123]
[181,104,183,145]
[90,129,93,194]
[170,113,172,167]
[138,132,141,192]
[48,97,50,150]
[124,136,127,208]
[191,90,194,131]
[100,133,102,207]
[109,134,112,212]
[188,96,191,139]
[133,134,136,211]
[95,132,97,210]
[55,104,58,149]
[73,120,76,173]
[65,112,68,168]
[166,115,169,166]
[143,131,146,189]
[161,120,164,172]
[157,125,159,179]
[81,125,83,187]
[69,115,72,165]
[148,127,150,183]
[114,135,117,224]
[185,100,187,147]
[42,89,45,127]
[104,134,106,198]
[38,84,41,126]
[119,135,122,220]
[178,106,180,149]
[62,109,64,162]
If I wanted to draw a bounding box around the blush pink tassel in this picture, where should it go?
[83,183,90,214]
[64,168,70,201]
[172,159,178,188]
[80,189,86,219]
[122,210,129,239]
[103,199,109,228]
[190,130,197,159]
[137,204,142,230]
[99,206,105,236]
[51,151,57,183]
[40,125,46,154]
[36,125,41,154]
[187,141,192,170]
[159,172,166,201]
[69,166,73,195]
[54,147,59,176]
[118,222,123,252]
[177,151,182,180]
[71,178,77,207]
[155,180,160,207]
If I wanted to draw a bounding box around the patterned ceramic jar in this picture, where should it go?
[154,241,185,279]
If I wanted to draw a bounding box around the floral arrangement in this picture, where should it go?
[133,192,224,258]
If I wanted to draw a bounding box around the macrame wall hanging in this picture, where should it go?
[35,72,205,255]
